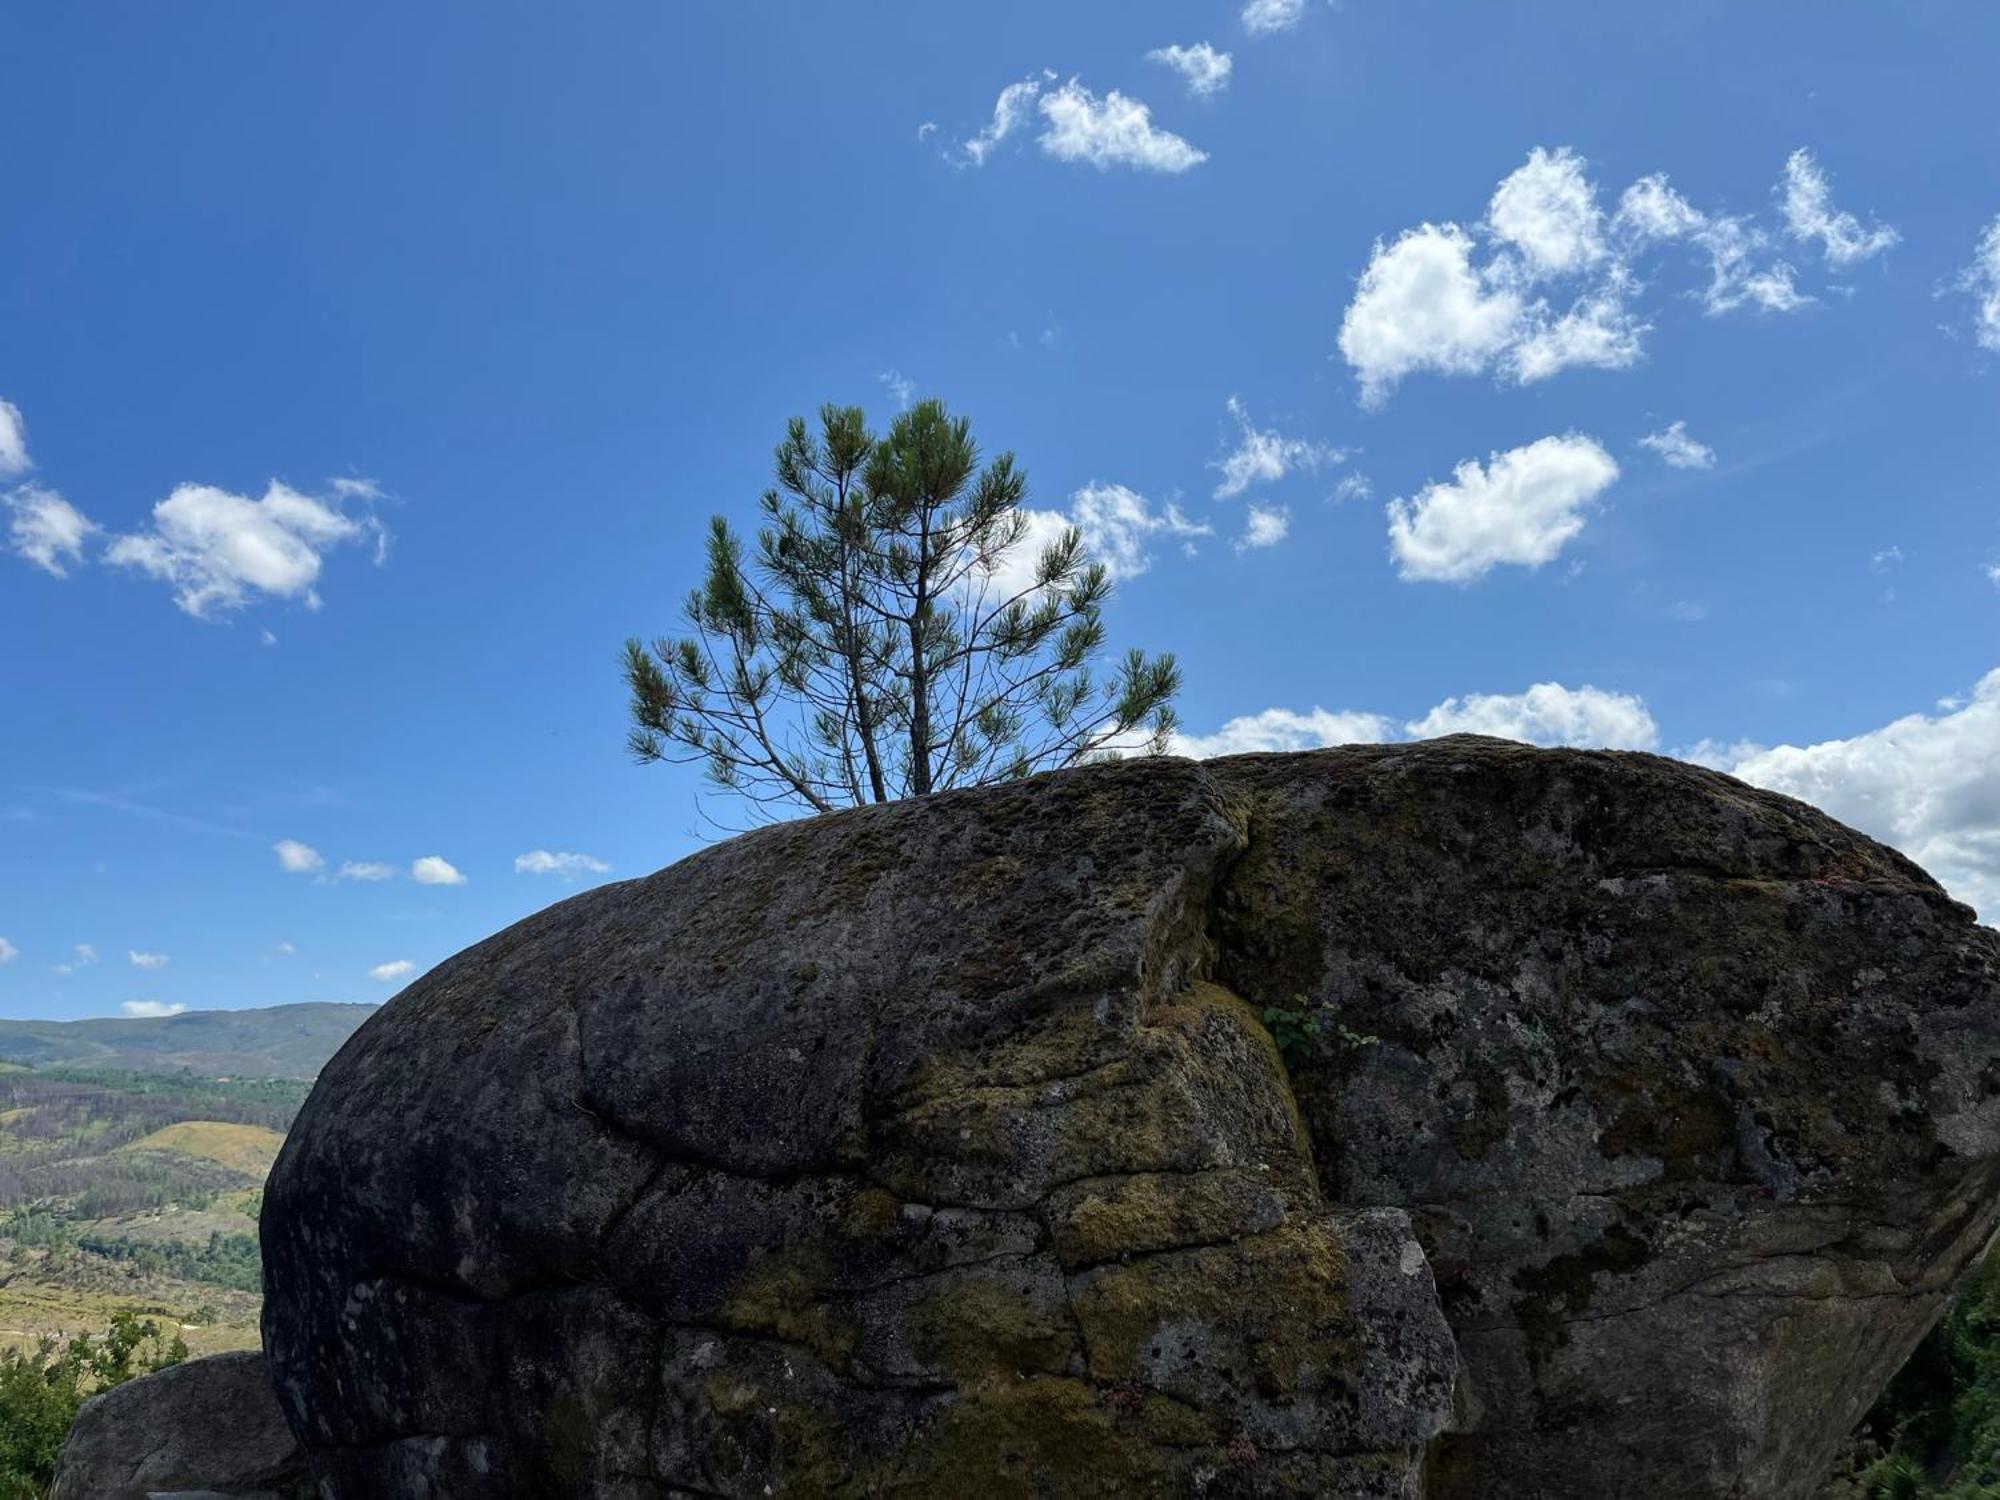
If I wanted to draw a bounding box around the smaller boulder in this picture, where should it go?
[51,1350,312,1500]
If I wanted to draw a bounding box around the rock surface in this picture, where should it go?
[50,1349,312,1500]
[262,739,2000,1498]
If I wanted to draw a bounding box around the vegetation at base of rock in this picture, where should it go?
[1843,1251,2000,1497]
[623,399,1179,819]
[0,1313,186,1498]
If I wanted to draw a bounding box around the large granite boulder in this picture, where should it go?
[262,739,2000,1497]
[50,1349,312,1500]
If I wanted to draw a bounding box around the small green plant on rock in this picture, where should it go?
[1260,998,1378,1073]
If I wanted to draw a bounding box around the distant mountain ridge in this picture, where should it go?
[0,1003,375,1080]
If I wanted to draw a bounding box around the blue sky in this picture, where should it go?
[4,2,1998,1021]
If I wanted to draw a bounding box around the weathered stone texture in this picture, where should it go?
[50,1349,312,1500]
[262,739,2000,1497]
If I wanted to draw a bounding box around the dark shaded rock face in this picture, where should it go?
[50,1349,312,1500]
[262,739,2000,1498]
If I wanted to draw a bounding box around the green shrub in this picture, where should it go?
[0,1312,186,1496]
[1854,1252,2000,1497]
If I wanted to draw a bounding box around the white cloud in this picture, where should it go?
[1386,434,1619,584]
[515,850,612,879]
[1725,669,2000,920]
[1146,42,1232,98]
[1612,174,1706,244]
[1690,212,1808,315]
[879,371,915,410]
[1071,483,1210,578]
[1987,561,2000,587]
[1237,504,1290,551]
[1037,80,1206,174]
[369,960,416,984]
[5,485,99,577]
[957,74,1047,167]
[0,400,29,478]
[954,74,1206,175]
[1175,681,1655,758]
[1871,545,1904,574]
[1342,149,1860,403]
[1508,275,1647,383]
[1406,682,1658,749]
[1488,147,1607,281]
[128,950,169,971]
[1957,215,2000,353]
[1638,420,1717,470]
[275,940,296,956]
[274,839,324,874]
[1212,397,1341,499]
[338,860,395,882]
[987,484,1209,599]
[1175,707,1396,758]
[1781,149,1898,266]
[1331,473,1374,504]
[121,1000,187,1018]
[104,479,385,617]
[1339,223,1524,407]
[1614,169,1812,315]
[410,855,466,886]
[0,937,17,965]
[1242,0,1307,36]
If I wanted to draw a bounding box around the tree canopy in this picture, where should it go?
[624,399,1180,818]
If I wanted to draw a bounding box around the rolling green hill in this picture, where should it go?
[0,1003,373,1081]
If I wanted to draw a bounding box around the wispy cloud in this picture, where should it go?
[369,960,415,984]
[54,943,98,976]
[274,839,325,873]
[128,950,169,971]
[1954,215,2000,353]
[515,850,611,880]
[1780,149,1898,266]
[879,371,915,410]
[5,486,98,577]
[0,399,28,478]
[982,483,1210,600]
[1212,397,1342,499]
[1146,42,1232,99]
[1638,420,1716,470]
[1242,0,1308,37]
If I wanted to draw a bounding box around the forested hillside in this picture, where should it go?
[0,1004,372,1080]
[0,1064,317,1364]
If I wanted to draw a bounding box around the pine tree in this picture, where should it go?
[623,399,1180,819]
